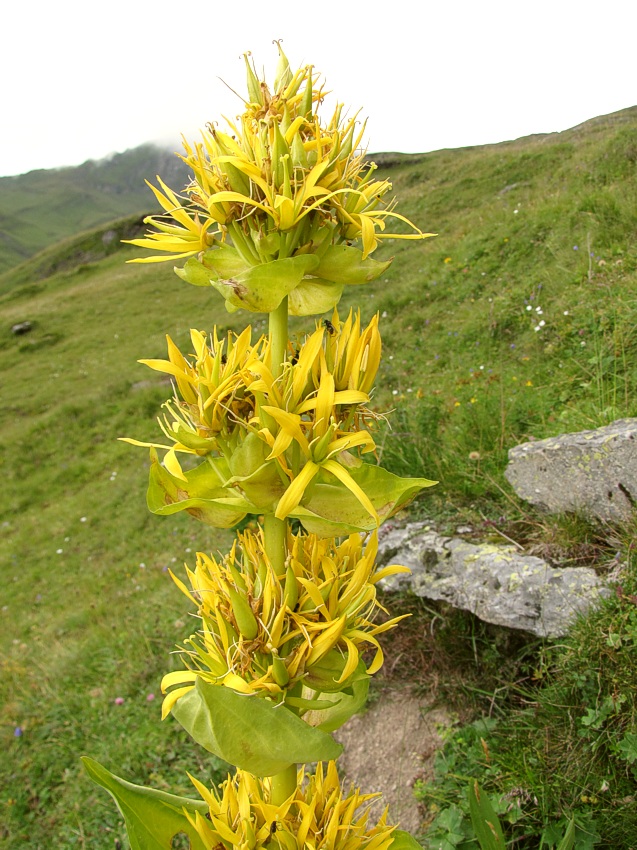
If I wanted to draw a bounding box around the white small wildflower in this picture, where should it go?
[526,305,532,311]
[539,320,546,327]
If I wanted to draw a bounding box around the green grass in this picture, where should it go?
[414,520,637,849]
[1,106,637,847]
[0,144,187,274]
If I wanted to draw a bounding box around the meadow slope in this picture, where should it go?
[1,106,636,848]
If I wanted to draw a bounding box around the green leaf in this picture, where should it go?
[556,819,576,850]
[288,277,344,316]
[201,244,252,278]
[171,678,342,776]
[81,757,208,850]
[292,461,436,536]
[147,449,254,527]
[315,244,392,284]
[389,830,425,850]
[305,675,370,733]
[227,432,287,510]
[174,257,217,287]
[617,732,637,763]
[210,255,319,313]
[468,780,505,850]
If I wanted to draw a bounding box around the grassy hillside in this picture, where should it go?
[0,144,187,274]
[1,106,636,848]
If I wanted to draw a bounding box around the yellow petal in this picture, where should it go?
[322,459,379,524]
[275,461,320,520]
[160,685,195,719]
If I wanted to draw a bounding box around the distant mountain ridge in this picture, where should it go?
[1,106,635,280]
[0,144,188,274]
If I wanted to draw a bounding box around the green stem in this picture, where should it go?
[269,296,289,379]
[270,764,298,805]
[264,514,286,575]
[263,296,295,802]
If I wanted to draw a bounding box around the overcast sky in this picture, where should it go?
[2,0,635,178]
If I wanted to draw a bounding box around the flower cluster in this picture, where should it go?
[188,761,395,850]
[161,527,408,716]
[126,45,432,315]
[125,310,392,528]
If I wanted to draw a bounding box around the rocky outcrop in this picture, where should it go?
[504,418,637,522]
[377,522,609,638]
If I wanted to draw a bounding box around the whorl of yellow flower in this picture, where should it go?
[187,760,395,850]
[124,310,383,521]
[125,45,434,315]
[160,527,408,717]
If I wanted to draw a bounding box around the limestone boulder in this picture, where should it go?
[504,418,637,522]
[377,521,608,638]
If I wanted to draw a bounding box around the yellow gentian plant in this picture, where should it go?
[83,45,436,850]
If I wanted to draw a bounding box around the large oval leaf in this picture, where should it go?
[389,830,424,850]
[315,244,392,284]
[288,277,344,316]
[211,255,319,313]
[227,432,288,509]
[82,757,208,850]
[202,244,252,278]
[147,449,254,527]
[291,461,436,536]
[171,678,342,776]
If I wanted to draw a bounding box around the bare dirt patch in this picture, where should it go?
[334,686,452,835]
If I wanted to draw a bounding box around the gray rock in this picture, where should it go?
[11,321,32,335]
[504,418,637,522]
[377,522,608,637]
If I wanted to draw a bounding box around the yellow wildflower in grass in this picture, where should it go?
[125,45,433,315]
[187,760,395,850]
[160,527,408,717]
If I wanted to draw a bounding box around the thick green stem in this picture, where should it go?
[270,764,298,805]
[264,514,286,575]
[263,297,295,796]
[269,296,289,380]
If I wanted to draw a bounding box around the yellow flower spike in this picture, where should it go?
[127,50,432,316]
